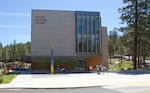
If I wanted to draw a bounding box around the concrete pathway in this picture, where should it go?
[0,71,150,89]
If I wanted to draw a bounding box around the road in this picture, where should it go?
[0,85,150,93]
[0,87,121,93]
[106,85,150,93]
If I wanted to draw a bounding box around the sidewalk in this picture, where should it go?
[0,71,150,89]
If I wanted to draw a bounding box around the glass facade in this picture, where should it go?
[75,11,101,54]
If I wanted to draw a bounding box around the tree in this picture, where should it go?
[16,43,30,60]
[12,40,19,61]
[24,42,30,56]
[118,0,150,69]
[8,44,14,61]
[108,28,120,59]
[2,46,9,62]
[0,42,3,61]
[0,41,31,62]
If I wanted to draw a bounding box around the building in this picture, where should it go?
[31,10,108,73]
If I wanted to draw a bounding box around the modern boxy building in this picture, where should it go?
[31,10,108,73]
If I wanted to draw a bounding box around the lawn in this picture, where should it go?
[0,73,17,84]
[108,58,134,71]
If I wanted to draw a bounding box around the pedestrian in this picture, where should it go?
[99,65,103,74]
[101,66,107,74]
[60,67,65,72]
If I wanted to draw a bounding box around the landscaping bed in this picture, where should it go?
[0,73,17,84]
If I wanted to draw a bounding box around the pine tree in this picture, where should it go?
[2,46,9,62]
[108,28,119,58]
[0,42,3,62]
[12,40,19,61]
[119,0,150,69]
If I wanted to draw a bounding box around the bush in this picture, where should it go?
[0,75,3,83]
[0,73,17,84]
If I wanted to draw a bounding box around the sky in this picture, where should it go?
[0,0,124,46]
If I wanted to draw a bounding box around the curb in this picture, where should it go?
[0,85,105,89]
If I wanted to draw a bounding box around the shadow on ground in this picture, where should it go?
[10,69,93,75]
[117,70,150,75]
[11,69,150,75]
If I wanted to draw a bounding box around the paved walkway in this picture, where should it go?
[0,71,150,89]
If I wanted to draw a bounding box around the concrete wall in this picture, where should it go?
[101,27,108,68]
[31,10,76,57]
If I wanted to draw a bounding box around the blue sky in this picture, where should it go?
[0,0,124,46]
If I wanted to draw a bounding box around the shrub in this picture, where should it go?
[0,74,17,84]
[0,75,3,83]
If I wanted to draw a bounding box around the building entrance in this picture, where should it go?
[77,60,86,70]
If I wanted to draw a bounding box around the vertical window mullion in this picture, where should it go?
[82,15,86,53]
[95,16,97,53]
[87,15,92,53]
[85,15,88,53]
[77,15,82,53]
[76,15,79,53]
[90,15,93,53]
[79,15,82,52]
[93,16,95,53]
[81,15,84,53]
[96,16,100,53]
[91,16,93,53]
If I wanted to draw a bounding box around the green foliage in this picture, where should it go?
[0,41,31,62]
[0,42,2,62]
[108,28,120,57]
[109,59,133,71]
[118,0,150,69]
[121,61,133,69]
[0,75,3,83]
[0,74,17,84]
[2,47,9,62]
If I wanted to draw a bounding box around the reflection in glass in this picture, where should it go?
[76,11,100,54]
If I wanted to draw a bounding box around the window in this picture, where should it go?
[82,16,87,52]
[77,15,82,52]
[76,11,100,54]
[91,16,95,52]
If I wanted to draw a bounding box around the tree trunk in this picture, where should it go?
[133,0,138,69]
[143,55,146,67]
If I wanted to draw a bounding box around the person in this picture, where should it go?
[60,67,65,72]
[99,65,102,71]
[101,65,107,74]
[99,65,104,74]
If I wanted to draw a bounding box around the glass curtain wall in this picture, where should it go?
[76,11,100,54]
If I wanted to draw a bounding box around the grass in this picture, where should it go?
[109,58,134,71]
[0,73,17,84]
